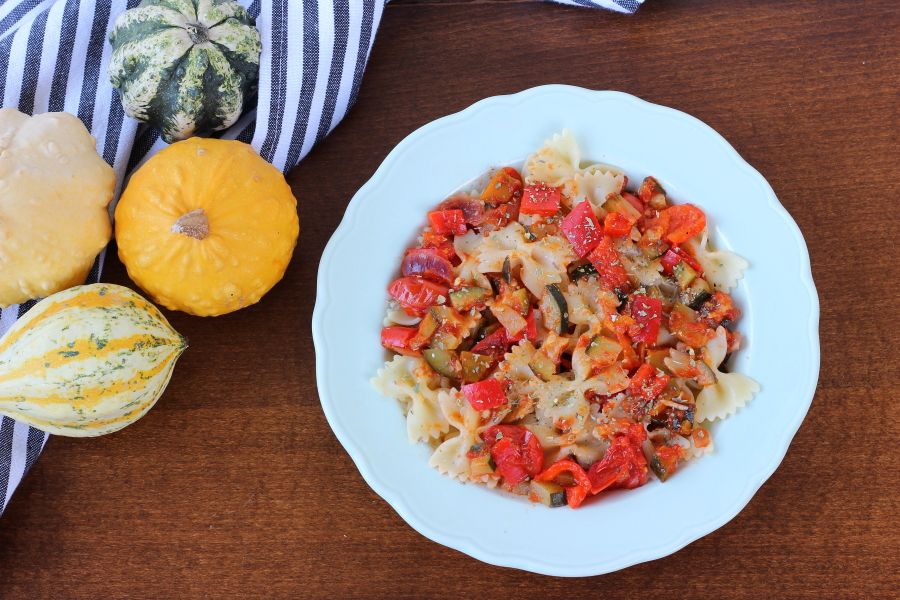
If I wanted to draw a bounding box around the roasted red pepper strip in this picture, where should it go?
[629,295,663,345]
[587,236,631,292]
[536,459,592,508]
[628,363,670,401]
[520,183,561,216]
[461,378,508,410]
[482,424,543,487]
[380,326,420,356]
[660,246,703,276]
[561,201,603,257]
[427,209,467,236]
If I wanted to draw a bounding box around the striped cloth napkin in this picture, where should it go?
[0,0,641,515]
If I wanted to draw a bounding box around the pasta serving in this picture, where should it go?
[372,130,758,508]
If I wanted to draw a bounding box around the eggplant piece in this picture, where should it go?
[528,351,556,381]
[502,256,511,283]
[460,351,494,383]
[673,261,698,290]
[568,262,598,282]
[681,277,712,310]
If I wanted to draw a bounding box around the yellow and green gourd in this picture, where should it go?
[0,284,187,437]
[108,0,261,143]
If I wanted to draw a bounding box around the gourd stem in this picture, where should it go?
[171,208,209,240]
[185,23,209,45]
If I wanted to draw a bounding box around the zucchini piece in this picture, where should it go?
[649,455,670,482]
[449,286,492,311]
[586,335,622,366]
[460,351,493,383]
[542,284,569,335]
[409,312,439,349]
[568,262,598,282]
[469,453,494,477]
[508,288,530,316]
[423,348,462,379]
[502,256,511,283]
[529,480,567,507]
[673,261,698,290]
[682,278,712,310]
[528,351,556,381]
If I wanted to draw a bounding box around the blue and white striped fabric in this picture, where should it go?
[0,0,640,515]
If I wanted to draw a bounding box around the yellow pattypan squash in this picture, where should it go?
[0,109,114,307]
[115,138,299,316]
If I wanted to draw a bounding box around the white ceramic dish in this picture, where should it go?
[312,86,819,576]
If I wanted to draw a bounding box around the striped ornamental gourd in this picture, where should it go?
[108,0,261,143]
[0,284,187,437]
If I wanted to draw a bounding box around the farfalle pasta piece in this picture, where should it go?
[523,129,581,186]
[470,223,576,297]
[695,327,760,421]
[522,415,607,467]
[563,278,618,326]
[429,389,499,485]
[614,238,665,287]
[685,228,748,292]
[372,355,450,442]
[565,166,625,211]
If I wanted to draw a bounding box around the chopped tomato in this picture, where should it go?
[587,236,631,292]
[461,378,508,411]
[588,424,649,493]
[536,459,592,508]
[560,201,603,257]
[629,295,662,345]
[692,427,711,449]
[401,248,454,285]
[471,327,508,360]
[509,309,538,344]
[419,231,457,262]
[668,304,713,348]
[380,326,419,356]
[638,176,666,207]
[603,211,633,237]
[482,196,521,230]
[660,246,703,276]
[436,194,486,226]
[699,290,741,327]
[628,363,670,402]
[520,183,561,216]
[655,445,682,477]
[428,209,467,236]
[387,277,448,313]
[482,424,543,487]
[480,167,523,205]
[621,192,644,213]
[662,204,706,244]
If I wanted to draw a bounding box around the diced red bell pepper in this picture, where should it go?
[668,305,714,348]
[628,363,670,402]
[388,277,448,313]
[428,209,467,236]
[471,327,508,360]
[660,246,703,276]
[520,183,561,216]
[561,201,603,257]
[402,248,454,285]
[480,167,523,205]
[588,424,649,493]
[661,204,706,244]
[508,309,538,344]
[380,326,420,356]
[461,378,508,411]
[482,424,544,487]
[586,236,631,292]
[629,295,662,345]
[603,211,633,238]
[536,459,592,508]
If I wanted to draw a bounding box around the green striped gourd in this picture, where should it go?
[108,0,261,143]
[0,284,187,437]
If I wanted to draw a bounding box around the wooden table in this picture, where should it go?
[2,0,898,596]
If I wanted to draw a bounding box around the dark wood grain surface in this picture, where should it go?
[2,0,898,597]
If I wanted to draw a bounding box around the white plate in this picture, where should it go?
[312,86,819,576]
